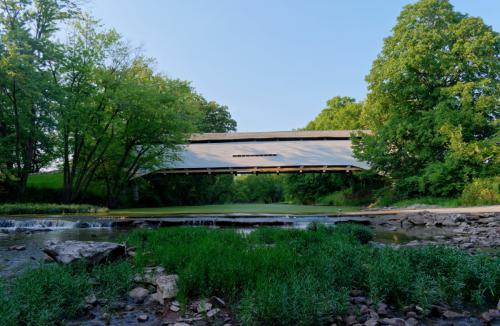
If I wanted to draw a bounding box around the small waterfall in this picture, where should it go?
[0,219,112,232]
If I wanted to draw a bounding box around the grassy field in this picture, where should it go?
[110,203,361,216]
[27,172,63,189]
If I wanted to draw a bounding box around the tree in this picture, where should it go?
[197,100,237,133]
[305,96,366,130]
[96,59,199,207]
[0,0,77,198]
[354,0,499,197]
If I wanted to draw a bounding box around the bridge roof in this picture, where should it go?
[140,130,370,176]
[189,130,367,143]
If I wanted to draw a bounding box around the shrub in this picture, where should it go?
[460,177,500,206]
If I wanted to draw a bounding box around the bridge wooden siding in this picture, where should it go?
[143,131,369,176]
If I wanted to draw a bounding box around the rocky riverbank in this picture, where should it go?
[373,211,500,254]
[67,264,500,326]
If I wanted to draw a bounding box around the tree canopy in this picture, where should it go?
[305,96,366,131]
[0,0,235,205]
[353,0,499,197]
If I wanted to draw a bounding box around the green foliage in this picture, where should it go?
[354,0,500,198]
[231,174,285,203]
[306,96,366,131]
[239,274,348,326]
[92,261,136,310]
[0,261,135,326]
[460,177,500,206]
[125,226,499,325]
[196,100,237,133]
[0,264,90,326]
[0,203,107,214]
[386,196,461,208]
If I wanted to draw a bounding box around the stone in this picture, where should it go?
[212,296,226,306]
[137,314,149,322]
[207,308,220,318]
[128,287,150,303]
[379,318,405,326]
[405,317,418,326]
[364,318,378,326]
[8,245,26,251]
[173,323,191,326]
[125,304,134,311]
[197,300,213,313]
[170,304,180,312]
[85,293,97,305]
[43,240,125,264]
[377,303,389,316]
[345,315,358,325]
[443,310,464,319]
[405,311,418,319]
[156,274,179,303]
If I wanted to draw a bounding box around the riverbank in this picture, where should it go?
[107,203,500,217]
[1,225,499,326]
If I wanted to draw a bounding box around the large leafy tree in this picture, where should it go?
[305,96,366,131]
[354,0,499,197]
[197,100,237,133]
[0,0,77,197]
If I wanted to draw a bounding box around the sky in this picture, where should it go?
[85,0,500,132]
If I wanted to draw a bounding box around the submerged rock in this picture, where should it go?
[43,240,125,264]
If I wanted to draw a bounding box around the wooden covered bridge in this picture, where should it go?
[141,130,369,176]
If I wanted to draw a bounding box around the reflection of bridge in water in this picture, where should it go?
[143,130,369,176]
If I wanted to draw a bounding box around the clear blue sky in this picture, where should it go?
[86,1,499,132]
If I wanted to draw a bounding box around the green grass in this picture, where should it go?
[0,261,135,326]
[125,225,500,326]
[27,172,63,190]
[110,203,360,216]
[0,203,108,215]
[1,225,498,326]
[388,197,461,208]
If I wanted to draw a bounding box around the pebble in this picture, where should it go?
[137,314,149,322]
[207,308,220,318]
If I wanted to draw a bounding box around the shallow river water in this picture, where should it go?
[0,215,414,277]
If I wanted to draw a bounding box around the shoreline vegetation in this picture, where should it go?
[2,202,499,217]
[1,225,499,326]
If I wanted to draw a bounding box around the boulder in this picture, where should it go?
[43,240,125,264]
[128,287,150,303]
[155,274,179,303]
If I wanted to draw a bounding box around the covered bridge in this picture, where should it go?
[143,130,369,176]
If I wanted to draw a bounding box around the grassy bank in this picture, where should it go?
[110,203,360,216]
[1,225,499,325]
[0,203,108,215]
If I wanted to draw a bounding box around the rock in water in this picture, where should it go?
[43,240,125,264]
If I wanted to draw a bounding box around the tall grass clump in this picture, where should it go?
[0,261,135,326]
[125,225,500,326]
[0,203,108,215]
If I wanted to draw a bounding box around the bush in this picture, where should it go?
[460,177,500,206]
